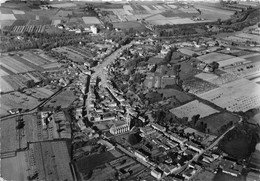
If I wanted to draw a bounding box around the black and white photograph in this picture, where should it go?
[0,0,260,180]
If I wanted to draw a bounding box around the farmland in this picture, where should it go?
[183,77,219,95]
[198,78,260,112]
[1,151,28,181]
[112,21,147,31]
[0,51,60,74]
[197,52,235,64]
[170,100,220,121]
[1,117,21,153]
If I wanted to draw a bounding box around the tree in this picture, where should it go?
[128,133,142,145]
[27,79,35,88]
[211,61,219,72]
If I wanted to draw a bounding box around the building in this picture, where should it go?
[246,172,260,181]
[90,25,98,34]
[186,141,203,153]
[151,123,166,132]
[168,133,187,145]
[219,158,243,177]
[140,126,156,136]
[135,150,149,162]
[110,114,130,135]
[151,168,163,180]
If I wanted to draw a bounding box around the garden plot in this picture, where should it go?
[50,3,76,8]
[170,100,219,121]
[197,52,234,64]
[0,77,13,93]
[198,78,260,112]
[195,72,219,82]
[1,151,28,181]
[218,57,247,68]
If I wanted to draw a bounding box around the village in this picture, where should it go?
[1,0,260,181]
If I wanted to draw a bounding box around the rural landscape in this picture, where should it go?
[1,0,260,181]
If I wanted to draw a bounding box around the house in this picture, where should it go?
[186,141,203,153]
[168,133,187,145]
[135,150,148,162]
[140,126,156,136]
[151,168,163,180]
[151,123,166,132]
[246,172,260,181]
[219,158,243,177]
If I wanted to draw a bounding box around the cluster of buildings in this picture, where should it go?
[144,65,177,89]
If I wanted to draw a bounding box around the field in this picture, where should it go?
[112,21,147,31]
[170,100,219,121]
[82,16,101,25]
[217,57,248,68]
[1,151,28,181]
[0,51,60,75]
[45,90,77,109]
[157,88,193,104]
[27,141,73,181]
[0,92,40,116]
[198,112,240,135]
[194,4,234,21]
[0,72,47,93]
[198,78,260,112]
[183,77,219,95]
[1,117,20,153]
[50,3,77,8]
[197,52,235,64]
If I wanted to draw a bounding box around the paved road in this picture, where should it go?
[174,114,243,176]
[85,43,134,120]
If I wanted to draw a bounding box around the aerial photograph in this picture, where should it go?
[0,0,260,180]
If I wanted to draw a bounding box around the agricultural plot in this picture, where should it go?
[1,56,33,73]
[197,52,235,64]
[1,151,28,181]
[194,4,234,20]
[218,57,247,68]
[1,117,21,153]
[183,77,219,95]
[0,77,15,92]
[198,78,260,112]
[198,112,240,135]
[82,16,101,25]
[170,100,219,121]
[50,3,76,8]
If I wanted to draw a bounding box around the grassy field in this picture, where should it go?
[198,112,240,135]
[0,92,40,116]
[1,117,20,153]
[45,90,76,109]
[197,52,234,64]
[1,151,28,181]
[170,100,219,121]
